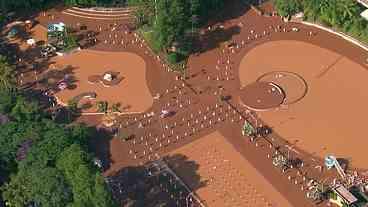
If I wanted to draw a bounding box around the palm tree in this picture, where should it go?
[0,55,15,90]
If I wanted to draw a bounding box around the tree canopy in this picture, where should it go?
[2,167,72,207]
[274,0,368,44]
[274,0,302,17]
[0,57,116,207]
[0,55,16,91]
[128,0,225,62]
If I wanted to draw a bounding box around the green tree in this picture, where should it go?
[97,101,108,113]
[189,0,200,34]
[153,0,191,51]
[19,121,73,168]
[335,0,359,26]
[303,0,322,21]
[63,31,78,51]
[93,174,117,207]
[130,0,225,59]
[198,0,224,22]
[274,0,302,17]
[10,96,41,121]
[0,86,117,207]
[56,144,90,180]
[72,164,95,206]
[2,167,71,207]
[67,99,79,113]
[111,102,121,112]
[0,55,16,91]
[56,144,94,207]
[0,89,17,114]
[0,122,23,173]
[69,124,91,148]
[128,0,155,26]
[64,0,97,7]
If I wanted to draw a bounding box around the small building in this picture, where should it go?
[358,0,368,8]
[47,22,65,33]
[330,185,368,207]
[360,9,368,21]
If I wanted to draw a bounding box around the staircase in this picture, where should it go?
[62,6,135,21]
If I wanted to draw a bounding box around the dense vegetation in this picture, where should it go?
[1,0,226,64]
[0,0,58,12]
[127,0,226,64]
[0,0,125,12]
[63,0,127,7]
[1,0,218,60]
[0,56,116,207]
[274,0,368,43]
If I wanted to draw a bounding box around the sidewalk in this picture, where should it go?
[292,20,368,53]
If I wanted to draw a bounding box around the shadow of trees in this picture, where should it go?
[38,64,78,92]
[191,0,253,54]
[194,25,241,53]
[106,154,205,207]
[164,154,207,191]
[206,0,254,26]
[88,127,114,171]
[0,26,57,82]
[77,30,101,49]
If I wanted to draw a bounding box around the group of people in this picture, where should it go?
[124,100,250,164]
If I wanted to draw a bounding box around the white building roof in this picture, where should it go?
[358,0,368,8]
[334,185,358,205]
[361,9,368,21]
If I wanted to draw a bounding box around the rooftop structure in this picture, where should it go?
[358,0,368,8]
[333,185,358,206]
[360,9,368,21]
[47,22,65,32]
[331,185,368,207]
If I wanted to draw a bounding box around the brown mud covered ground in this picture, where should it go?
[6,0,368,207]
[52,50,153,112]
[168,131,293,207]
[239,40,368,169]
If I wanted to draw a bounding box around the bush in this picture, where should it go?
[167,52,180,64]
[63,33,78,51]
[97,101,108,113]
[111,103,121,112]
[0,15,6,26]
[328,190,337,200]
[274,0,302,17]
[67,99,79,113]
